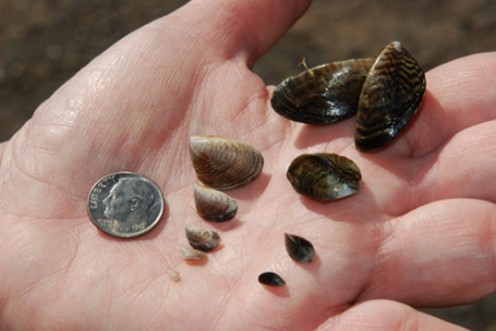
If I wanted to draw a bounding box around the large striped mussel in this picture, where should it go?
[271,41,426,152]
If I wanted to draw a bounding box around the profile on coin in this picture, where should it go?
[88,172,164,238]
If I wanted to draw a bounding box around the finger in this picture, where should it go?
[405,52,496,156]
[413,120,496,206]
[168,0,312,64]
[317,300,467,331]
[361,199,496,307]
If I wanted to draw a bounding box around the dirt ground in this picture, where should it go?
[1,0,495,329]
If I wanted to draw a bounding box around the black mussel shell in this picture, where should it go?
[355,41,426,151]
[287,153,361,202]
[258,272,286,287]
[271,58,375,124]
[284,234,315,263]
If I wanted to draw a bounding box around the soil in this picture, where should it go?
[1,1,495,329]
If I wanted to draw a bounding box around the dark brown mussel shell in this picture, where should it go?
[271,58,375,124]
[355,41,426,151]
[185,225,221,252]
[258,272,286,287]
[189,135,264,190]
[287,153,361,202]
[194,184,238,222]
[285,234,315,263]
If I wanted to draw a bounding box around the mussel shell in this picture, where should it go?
[284,233,315,263]
[194,184,238,222]
[185,225,221,252]
[258,272,286,287]
[189,135,264,190]
[167,269,181,282]
[287,153,361,202]
[271,58,375,124]
[355,41,426,151]
[180,246,207,260]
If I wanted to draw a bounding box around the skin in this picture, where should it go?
[0,0,495,329]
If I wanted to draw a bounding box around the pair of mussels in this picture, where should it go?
[259,233,316,287]
[271,41,427,152]
[189,135,264,222]
[190,135,360,203]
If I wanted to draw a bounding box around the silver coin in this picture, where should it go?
[87,172,164,238]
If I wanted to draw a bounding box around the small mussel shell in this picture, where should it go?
[180,246,207,260]
[271,58,375,124]
[258,272,286,287]
[284,234,315,263]
[189,135,264,190]
[167,269,181,282]
[185,225,221,252]
[287,153,361,202]
[355,41,426,151]
[194,184,238,222]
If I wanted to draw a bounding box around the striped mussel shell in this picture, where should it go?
[271,58,375,124]
[355,41,426,151]
[287,153,361,202]
[189,135,264,190]
[185,225,221,252]
[194,184,238,222]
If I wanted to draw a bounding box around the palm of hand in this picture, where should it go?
[1,2,495,330]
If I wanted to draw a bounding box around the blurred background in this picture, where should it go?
[1,0,495,329]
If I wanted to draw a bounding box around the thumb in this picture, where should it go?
[168,0,312,64]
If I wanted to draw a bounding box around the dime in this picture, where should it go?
[87,172,164,238]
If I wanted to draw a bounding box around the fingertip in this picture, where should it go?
[171,0,312,63]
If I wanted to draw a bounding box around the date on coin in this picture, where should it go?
[87,172,164,238]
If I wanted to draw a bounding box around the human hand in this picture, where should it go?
[1,0,495,329]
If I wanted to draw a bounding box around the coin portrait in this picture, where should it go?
[87,172,164,238]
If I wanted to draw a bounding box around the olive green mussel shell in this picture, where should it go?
[355,41,426,151]
[271,58,375,124]
[287,153,361,202]
[189,135,264,190]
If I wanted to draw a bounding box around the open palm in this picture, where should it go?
[1,1,495,330]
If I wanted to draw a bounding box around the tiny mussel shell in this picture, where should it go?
[167,269,181,282]
[194,184,238,222]
[180,246,207,260]
[185,225,221,252]
[355,41,426,151]
[258,272,286,287]
[271,58,375,124]
[189,135,264,191]
[287,153,361,202]
[284,233,315,263]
